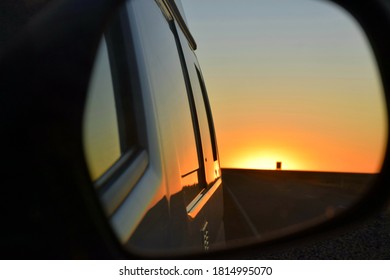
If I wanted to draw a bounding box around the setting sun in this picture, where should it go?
[222,148,304,171]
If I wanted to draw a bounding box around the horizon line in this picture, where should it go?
[220,167,379,175]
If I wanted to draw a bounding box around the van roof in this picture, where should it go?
[157,0,197,50]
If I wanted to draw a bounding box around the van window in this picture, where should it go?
[83,3,149,186]
[83,37,121,181]
[195,66,218,162]
[186,61,216,184]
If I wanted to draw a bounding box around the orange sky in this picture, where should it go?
[182,0,387,173]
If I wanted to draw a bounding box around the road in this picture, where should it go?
[222,169,373,245]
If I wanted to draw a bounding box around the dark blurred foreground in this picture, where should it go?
[256,210,390,259]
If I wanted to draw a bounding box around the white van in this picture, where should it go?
[83,0,225,253]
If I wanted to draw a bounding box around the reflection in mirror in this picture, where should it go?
[83,0,387,255]
[182,0,387,245]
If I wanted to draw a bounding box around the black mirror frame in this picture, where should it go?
[0,0,389,259]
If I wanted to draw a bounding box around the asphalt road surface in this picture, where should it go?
[222,169,390,259]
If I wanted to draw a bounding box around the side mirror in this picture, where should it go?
[1,0,389,259]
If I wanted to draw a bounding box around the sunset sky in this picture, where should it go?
[181,0,387,173]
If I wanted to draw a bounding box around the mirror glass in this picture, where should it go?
[83,0,387,255]
[181,0,387,244]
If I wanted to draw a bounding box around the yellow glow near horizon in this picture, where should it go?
[216,119,386,173]
[232,153,304,171]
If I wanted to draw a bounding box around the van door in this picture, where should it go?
[172,19,225,249]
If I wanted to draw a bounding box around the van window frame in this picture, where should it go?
[195,66,219,162]
[85,7,149,211]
